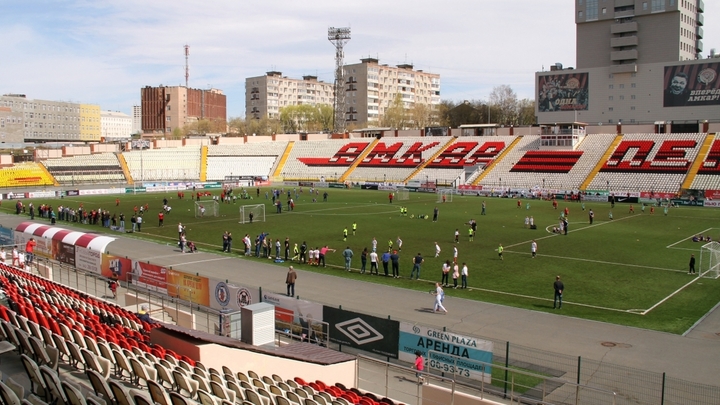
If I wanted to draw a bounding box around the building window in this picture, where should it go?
[609,96,614,100]
[631,106,636,110]
[579,11,583,18]
[609,84,614,89]
[167,117,171,121]
[609,107,614,111]
[602,7,606,14]
[631,83,636,88]
[586,0,598,20]
[651,0,666,12]
[608,74,614,78]
[643,2,648,10]
[620,95,625,100]
[619,84,625,88]
[631,95,636,99]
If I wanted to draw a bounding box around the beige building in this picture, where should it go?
[245,72,334,120]
[537,0,715,129]
[576,0,704,73]
[343,58,440,127]
[100,111,133,140]
[245,59,441,128]
[0,94,97,143]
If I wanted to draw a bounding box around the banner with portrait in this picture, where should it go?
[537,73,589,112]
[664,63,720,107]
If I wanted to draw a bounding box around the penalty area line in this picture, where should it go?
[666,227,713,248]
[641,272,707,315]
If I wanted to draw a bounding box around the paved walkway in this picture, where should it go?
[3,213,719,388]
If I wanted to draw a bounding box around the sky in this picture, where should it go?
[1,0,718,119]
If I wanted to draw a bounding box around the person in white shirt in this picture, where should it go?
[461,263,468,289]
[531,240,538,258]
[435,242,441,258]
[433,283,448,314]
[396,236,403,252]
[453,245,458,264]
[11,246,19,267]
[369,250,379,275]
[18,252,25,270]
[0,248,6,263]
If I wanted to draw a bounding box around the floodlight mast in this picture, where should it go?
[328,27,351,134]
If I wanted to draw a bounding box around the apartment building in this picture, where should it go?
[537,0,716,130]
[245,72,334,120]
[141,86,227,134]
[343,58,440,127]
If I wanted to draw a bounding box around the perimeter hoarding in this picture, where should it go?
[399,323,493,383]
[664,62,720,107]
[323,306,399,358]
[538,72,589,112]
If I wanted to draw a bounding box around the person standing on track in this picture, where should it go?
[553,275,564,309]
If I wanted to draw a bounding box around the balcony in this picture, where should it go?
[614,9,635,18]
[698,0,704,12]
[697,27,704,39]
[697,13,704,26]
[611,49,638,62]
[611,21,638,34]
[697,39,703,53]
[611,36,638,48]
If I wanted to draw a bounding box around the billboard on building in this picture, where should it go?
[664,62,720,107]
[537,73,589,112]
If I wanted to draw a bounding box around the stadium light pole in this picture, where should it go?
[328,27,351,134]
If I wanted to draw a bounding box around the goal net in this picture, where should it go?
[396,187,410,201]
[699,241,720,279]
[239,204,265,224]
[437,189,454,203]
[195,200,219,218]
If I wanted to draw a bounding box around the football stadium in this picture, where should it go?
[0,126,719,405]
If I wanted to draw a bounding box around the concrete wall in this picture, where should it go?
[306,133,330,141]
[90,144,119,153]
[217,137,245,145]
[62,146,91,156]
[197,342,356,388]
[245,136,274,143]
[154,140,183,149]
[183,138,211,146]
[274,134,300,142]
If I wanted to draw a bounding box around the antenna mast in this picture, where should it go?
[184,44,190,88]
[328,27,351,134]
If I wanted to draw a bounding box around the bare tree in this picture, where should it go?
[489,85,520,126]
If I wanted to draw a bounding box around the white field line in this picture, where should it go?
[683,301,720,336]
[641,273,707,315]
[503,250,686,274]
[666,227,714,248]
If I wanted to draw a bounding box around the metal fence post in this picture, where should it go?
[503,341,509,399]
[661,372,666,405]
[576,356,581,405]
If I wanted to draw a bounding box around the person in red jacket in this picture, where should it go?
[25,238,36,266]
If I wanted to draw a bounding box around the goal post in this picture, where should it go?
[437,189,454,203]
[396,187,410,201]
[239,204,265,224]
[699,241,720,279]
[195,200,219,217]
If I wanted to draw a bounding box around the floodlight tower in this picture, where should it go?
[184,44,190,88]
[328,27,351,133]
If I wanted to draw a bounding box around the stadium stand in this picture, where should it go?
[346,137,451,183]
[584,133,707,192]
[415,136,511,186]
[0,163,57,188]
[42,153,126,184]
[123,147,202,182]
[0,262,410,405]
[478,134,627,190]
[281,139,372,181]
[205,143,288,181]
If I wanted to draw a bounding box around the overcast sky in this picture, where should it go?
[2,0,718,118]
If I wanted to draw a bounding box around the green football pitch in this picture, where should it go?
[6,188,720,334]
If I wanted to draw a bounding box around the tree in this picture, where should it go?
[517,99,536,126]
[380,94,408,128]
[279,104,334,133]
[489,85,519,126]
[408,103,436,129]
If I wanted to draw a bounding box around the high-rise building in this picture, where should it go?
[245,72,334,120]
[536,0,716,130]
[576,0,704,73]
[100,111,133,140]
[245,59,441,128]
[140,86,227,134]
[0,94,101,143]
[343,58,440,128]
[132,105,142,135]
